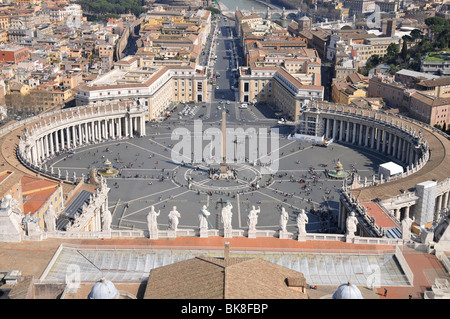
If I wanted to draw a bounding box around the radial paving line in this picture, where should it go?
[127,141,173,161]
[122,189,192,219]
[256,140,298,162]
[122,185,180,205]
[254,190,300,211]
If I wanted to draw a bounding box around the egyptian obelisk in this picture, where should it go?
[220,106,228,174]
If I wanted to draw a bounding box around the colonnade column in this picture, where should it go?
[397,137,403,160]
[395,208,400,220]
[358,124,363,146]
[77,124,81,145]
[72,126,76,147]
[388,133,393,156]
[66,127,70,149]
[111,119,115,138]
[55,130,59,153]
[50,132,55,155]
[376,129,382,151]
[39,138,44,162]
[345,121,350,143]
[140,117,145,136]
[404,206,411,220]
[43,134,48,158]
[436,195,443,219]
[60,129,65,151]
[401,138,406,162]
[333,119,337,140]
[443,191,449,210]
[352,122,357,144]
[31,145,37,166]
[129,116,133,138]
[327,118,331,139]
[371,127,375,149]
[102,119,107,139]
[406,143,411,165]
[364,126,369,147]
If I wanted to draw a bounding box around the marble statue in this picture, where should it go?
[199,205,211,230]
[168,206,181,231]
[2,195,24,228]
[279,206,289,232]
[221,201,233,233]
[401,215,415,241]
[247,205,260,232]
[147,205,160,238]
[44,204,56,232]
[296,209,308,237]
[346,211,358,236]
[101,208,112,232]
[0,194,12,209]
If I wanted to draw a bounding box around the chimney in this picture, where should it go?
[224,242,230,260]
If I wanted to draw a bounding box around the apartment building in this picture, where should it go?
[332,72,368,105]
[368,72,450,127]
[343,0,376,15]
[415,77,450,98]
[367,73,411,109]
[239,63,324,121]
[409,92,450,128]
[0,46,30,64]
[75,63,208,121]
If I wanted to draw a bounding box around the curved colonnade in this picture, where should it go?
[308,101,450,237]
[16,102,147,183]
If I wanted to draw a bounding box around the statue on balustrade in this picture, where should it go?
[401,215,415,241]
[168,206,181,231]
[247,205,260,232]
[221,201,233,233]
[346,211,358,237]
[279,206,289,232]
[199,205,211,231]
[101,208,112,232]
[297,209,308,237]
[44,204,56,232]
[147,205,160,239]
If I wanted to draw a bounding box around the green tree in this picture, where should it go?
[401,35,412,60]
[205,7,221,14]
[386,43,399,59]
[410,29,423,42]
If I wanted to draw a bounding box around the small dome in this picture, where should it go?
[299,16,310,21]
[88,279,120,299]
[332,282,363,299]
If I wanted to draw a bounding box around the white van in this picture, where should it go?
[239,103,248,109]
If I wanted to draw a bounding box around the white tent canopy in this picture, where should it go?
[378,161,403,178]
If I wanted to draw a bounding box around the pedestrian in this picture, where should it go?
[384,288,387,297]
[408,295,412,299]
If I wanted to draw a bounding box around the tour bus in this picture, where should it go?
[288,133,333,147]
